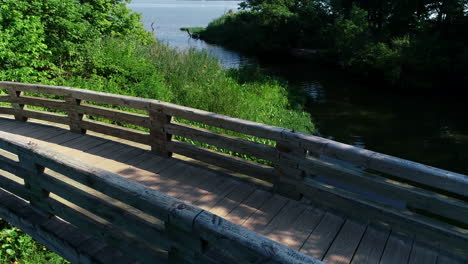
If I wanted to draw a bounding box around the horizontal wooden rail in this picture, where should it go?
[1,81,467,256]
[0,132,322,264]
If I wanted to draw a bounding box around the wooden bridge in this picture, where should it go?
[0,81,466,264]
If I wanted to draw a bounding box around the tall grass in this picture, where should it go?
[45,38,315,134]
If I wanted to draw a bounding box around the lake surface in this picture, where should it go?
[129,0,468,174]
[128,0,253,67]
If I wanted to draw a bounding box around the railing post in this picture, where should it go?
[149,104,172,158]
[166,203,204,263]
[18,156,50,211]
[6,88,27,122]
[274,141,306,200]
[65,95,86,134]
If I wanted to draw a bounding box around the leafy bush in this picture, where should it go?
[0,0,151,83]
[0,219,68,264]
[198,0,468,91]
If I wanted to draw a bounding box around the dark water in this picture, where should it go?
[129,0,468,174]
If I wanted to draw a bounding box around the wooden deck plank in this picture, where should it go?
[350,226,390,264]
[119,151,156,167]
[0,121,31,132]
[162,164,216,199]
[193,178,240,210]
[60,135,108,153]
[241,194,289,231]
[283,206,326,250]
[209,183,256,217]
[7,124,62,139]
[39,131,83,145]
[177,172,234,205]
[379,233,413,264]
[131,154,179,174]
[260,201,307,246]
[224,189,273,225]
[300,212,346,260]
[437,254,464,264]
[141,161,197,194]
[322,220,367,264]
[172,167,225,200]
[408,244,437,264]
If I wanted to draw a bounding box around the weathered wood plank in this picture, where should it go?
[79,119,149,145]
[209,184,256,217]
[379,233,413,264]
[149,105,172,157]
[283,206,326,250]
[38,197,168,264]
[437,254,464,264]
[0,189,128,264]
[298,177,468,257]
[193,179,239,210]
[300,212,345,260]
[322,220,367,264]
[35,171,168,249]
[293,155,468,224]
[128,153,178,174]
[65,95,85,134]
[242,194,288,231]
[350,226,390,264]
[193,210,323,264]
[0,82,151,111]
[0,106,15,116]
[283,131,468,197]
[5,89,27,122]
[0,132,185,221]
[261,201,307,244]
[166,122,279,162]
[167,140,276,183]
[77,103,150,128]
[155,101,286,141]
[20,109,69,125]
[0,169,31,200]
[9,96,69,111]
[408,243,437,264]
[224,189,273,225]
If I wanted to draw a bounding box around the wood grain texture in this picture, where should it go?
[322,220,367,264]
[300,212,345,260]
[0,188,137,264]
[167,140,276,183]
[408,244,438,264]
[379,233,413,264]
[351,226,390,264]
[166,122,279,162]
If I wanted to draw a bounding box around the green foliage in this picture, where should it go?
[0,219,68,264]
[0,0,152,83]
[199,0,468,90]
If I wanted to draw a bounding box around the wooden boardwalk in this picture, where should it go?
[0,117,463,264]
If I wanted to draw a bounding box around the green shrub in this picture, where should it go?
[0,219,68,264]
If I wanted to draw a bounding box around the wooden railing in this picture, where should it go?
[0,132,321,263]
[1,81,467,256]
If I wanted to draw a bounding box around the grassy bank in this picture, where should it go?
[44,38,314,133]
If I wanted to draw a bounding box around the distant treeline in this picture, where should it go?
[197,0,468,90]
